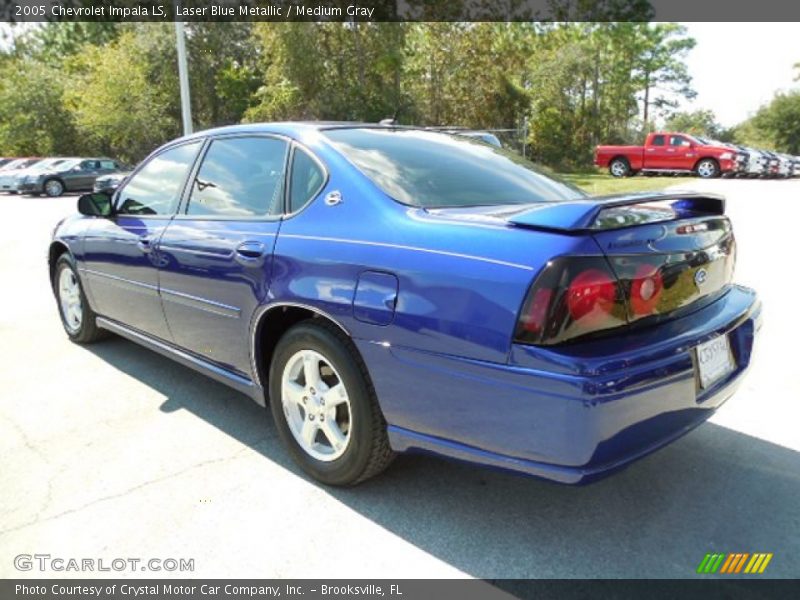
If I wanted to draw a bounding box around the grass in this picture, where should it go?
[560,172,680,196]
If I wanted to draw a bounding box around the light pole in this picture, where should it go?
[174,2,193,135]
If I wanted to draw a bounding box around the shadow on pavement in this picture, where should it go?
[86,336,800,579]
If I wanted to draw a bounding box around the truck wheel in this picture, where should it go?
[609,158,631,178]
[695,159,719,179]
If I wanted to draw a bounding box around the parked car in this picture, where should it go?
[19,158,124,197]
[595,132,742,178]
[733,146,769,178]
[776,153,794,178]
[93,170,130,195]
[0,158,43,191]
[49,123,760,486]
[8,158,74,193]
[760,151,781,177]
[0,158,15,169]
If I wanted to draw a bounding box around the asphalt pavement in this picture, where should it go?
[0,179,798,579]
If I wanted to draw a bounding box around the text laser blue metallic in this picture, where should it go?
[49,123,761,485]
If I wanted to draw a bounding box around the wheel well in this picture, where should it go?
[252,305,350,395]
[48,241,70,290]
[610,155,629,165]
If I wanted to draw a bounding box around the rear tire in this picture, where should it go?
[53,254,106,343]
[269,321,394,486]
[609,158,631,178]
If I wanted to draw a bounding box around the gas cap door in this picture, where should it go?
[353,271,399,326]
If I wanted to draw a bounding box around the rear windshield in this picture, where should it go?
[324,128,586,208]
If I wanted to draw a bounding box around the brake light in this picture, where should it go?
[514,257,626,345]
[566,269,616,323]
[519,287,553,335]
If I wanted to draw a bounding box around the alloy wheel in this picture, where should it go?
[58,267,83,333]
[45,180,64,197]
[281,349,352,462]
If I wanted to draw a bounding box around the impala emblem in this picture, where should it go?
[694,268,708,287]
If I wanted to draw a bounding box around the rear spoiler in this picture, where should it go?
[506,192,725,233]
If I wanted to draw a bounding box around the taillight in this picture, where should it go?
[514,257,627,345]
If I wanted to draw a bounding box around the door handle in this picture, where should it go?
[137,235,153,252]
[235,241,267,265]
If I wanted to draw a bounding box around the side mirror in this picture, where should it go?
[78,193,112,217]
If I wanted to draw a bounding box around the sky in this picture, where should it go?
[679,22,799,127]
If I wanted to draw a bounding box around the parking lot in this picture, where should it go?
[0,178,798,579]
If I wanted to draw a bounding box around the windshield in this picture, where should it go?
[324,128,586,208]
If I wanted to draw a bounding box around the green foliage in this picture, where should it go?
[734,91,800,154]
[63,27,182,163]
[0,21,701,167]
[665,109,725,139]
[0,59,78,156]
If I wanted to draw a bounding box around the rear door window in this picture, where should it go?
[185,136,288,218]
[651,135,666,146]
[288,147,325,214]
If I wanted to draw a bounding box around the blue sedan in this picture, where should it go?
[49,123,761,485]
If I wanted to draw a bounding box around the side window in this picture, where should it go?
[100,160,116,169]
[289,147,325,214]
[117,142,201,216]
[186,136,288,218]
[670,136,689,147]
[651,135,665,146]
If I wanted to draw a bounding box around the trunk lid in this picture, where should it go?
[501,191,736,325]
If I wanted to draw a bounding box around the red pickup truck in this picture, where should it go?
[595,132,742,178]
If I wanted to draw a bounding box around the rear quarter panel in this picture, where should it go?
[271,134,601,364]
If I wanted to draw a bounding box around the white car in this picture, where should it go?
[736,147,769,177]
[0,158,45,192]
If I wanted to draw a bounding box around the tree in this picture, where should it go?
[0,59,78,155]
[63,27,181,163]
[665,109,724,138]
[632,24,696,131]
[735,91,800,154]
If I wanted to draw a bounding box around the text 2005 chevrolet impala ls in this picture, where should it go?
[49,124,761,485]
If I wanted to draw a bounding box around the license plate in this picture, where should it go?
[696,335,735,389]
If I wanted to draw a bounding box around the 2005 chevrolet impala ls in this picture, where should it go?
[49,123,761,485]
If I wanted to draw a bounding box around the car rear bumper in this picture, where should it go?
[361,285,761,484]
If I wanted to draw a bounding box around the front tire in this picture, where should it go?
[54,254,105,343]
[695,158,719,179]
[609,158,631,178]
[269,321,394,486]
[44,179,65,197]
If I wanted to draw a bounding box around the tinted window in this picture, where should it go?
[289,147,325,213]
[651,135,665,146]
[100,160,116,169]
[186,137,288,217]
[117,142,201,216]
[324,128,585,208]
[670,136,690,147]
